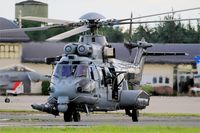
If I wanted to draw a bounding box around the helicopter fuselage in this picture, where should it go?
[31,35,150,122]
[49,54,149,113]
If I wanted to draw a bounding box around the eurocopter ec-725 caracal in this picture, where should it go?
[1,7,199,122]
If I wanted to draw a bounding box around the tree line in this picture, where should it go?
[128,16,200,43]
[23,16,200,43]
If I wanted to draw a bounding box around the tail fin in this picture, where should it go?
[12,82,21,91]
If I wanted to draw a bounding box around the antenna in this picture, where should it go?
[129,12,133,40]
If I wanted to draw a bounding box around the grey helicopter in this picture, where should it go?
[1,7,200,122]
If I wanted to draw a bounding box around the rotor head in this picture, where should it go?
[80,12,106,21]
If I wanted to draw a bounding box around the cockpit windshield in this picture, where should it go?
[53,64,88,78]
[53,64,74,78]
[75,65,88,77]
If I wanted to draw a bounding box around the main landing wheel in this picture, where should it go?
[5,98,10,103]
[64,107,81,122]
[73,112,81,122]
[132,109,139,122]
[64,109,73,122]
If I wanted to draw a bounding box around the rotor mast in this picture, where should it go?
[79,12,106,35]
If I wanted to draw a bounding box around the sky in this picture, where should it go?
[0,0,200,26]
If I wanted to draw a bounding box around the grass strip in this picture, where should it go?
[0,126,200,133]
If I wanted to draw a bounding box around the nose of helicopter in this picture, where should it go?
[51,77,97,105]
[52,77,95,95]
[52,78,77,98]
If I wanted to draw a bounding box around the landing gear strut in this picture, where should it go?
[64,109,73,122]
[64,106,81,122]
[73,112,81,122]
[132,109,139,122]
[125,109,139,122]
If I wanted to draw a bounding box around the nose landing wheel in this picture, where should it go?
[5,98,10,103]
[64,110,73,122]
[64,107,81,122]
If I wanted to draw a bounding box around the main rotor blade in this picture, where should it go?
[118,7,200,22]
[146,52,188,56]
[46,25,90,41]
[21,16,75,25]
[117,18,200,25]
[0,25,57,33]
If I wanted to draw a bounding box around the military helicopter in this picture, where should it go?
[1,7,200,122]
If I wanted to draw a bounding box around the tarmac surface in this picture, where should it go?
[0,96,200,127]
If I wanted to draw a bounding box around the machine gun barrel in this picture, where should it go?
[31,104,59,116]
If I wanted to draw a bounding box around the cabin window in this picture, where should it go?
[153,77,157,84]
[102,68,107,87]
[81,37,84,42]
[90,65,99,81]
[95,67,104,86]
[159,76,163,83]
[89,67,94,80]
[165,77,170,84]
[186,76,191,81]
[92,37,95,42]
[180,76,185,82]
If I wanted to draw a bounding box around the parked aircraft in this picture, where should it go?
[0,65,49,103]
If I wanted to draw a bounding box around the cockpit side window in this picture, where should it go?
[102,69,107,87]
[92,66,99,81]
[89,67,94,80]
[53,65,61,77]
